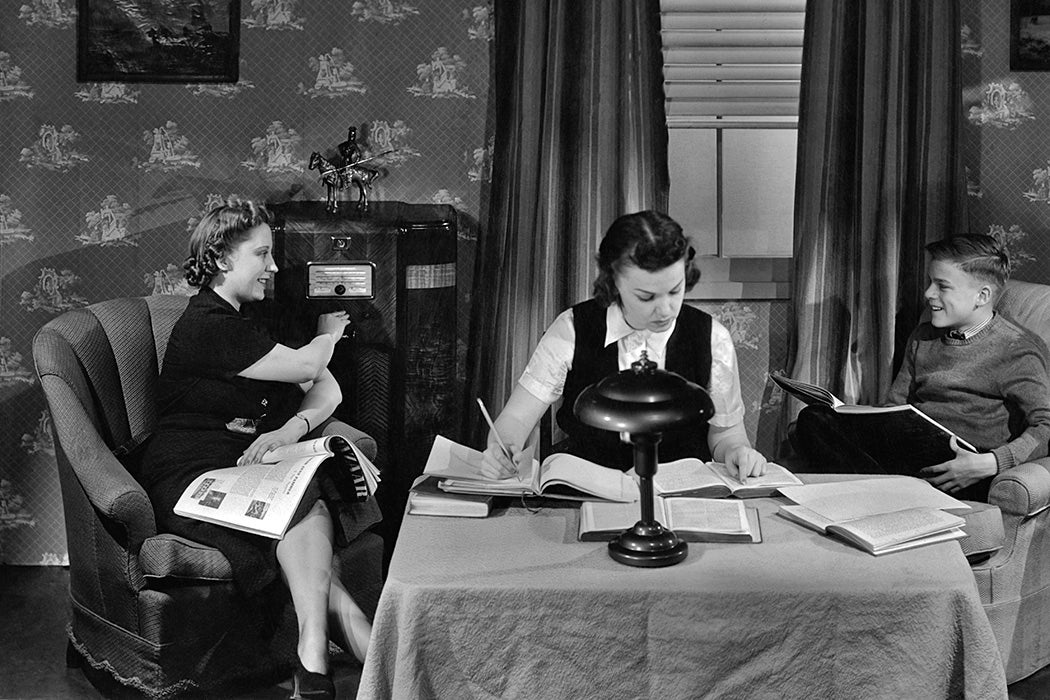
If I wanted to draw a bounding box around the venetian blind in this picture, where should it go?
[660,0,806,127]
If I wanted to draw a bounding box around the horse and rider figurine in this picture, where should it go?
[309,126,395,213]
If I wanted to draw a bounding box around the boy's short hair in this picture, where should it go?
[925,234,1010,294]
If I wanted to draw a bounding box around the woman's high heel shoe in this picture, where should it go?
[290,659,335,700]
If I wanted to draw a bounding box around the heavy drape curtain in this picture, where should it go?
[785,0,966,422]
[465,0,668,442]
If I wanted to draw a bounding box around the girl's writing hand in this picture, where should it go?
[480,442,524,480]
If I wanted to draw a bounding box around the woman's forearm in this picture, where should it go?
[287,369,342,436]
[708,422,752,463]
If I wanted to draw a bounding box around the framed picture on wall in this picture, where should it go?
[1011,0,1050,71]
[76,0,240,83]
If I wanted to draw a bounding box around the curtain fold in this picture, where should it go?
[465,0,668,444]
[785,0,965,423]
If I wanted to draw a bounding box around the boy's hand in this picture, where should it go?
[919,436,997,493]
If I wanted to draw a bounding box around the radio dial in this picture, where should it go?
[334,284,346,295]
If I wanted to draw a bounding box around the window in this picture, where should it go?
[661,0,805,297]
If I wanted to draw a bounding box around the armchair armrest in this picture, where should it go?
[987,458,1050,519]
[42,375,158,549]
[321,417,377,462]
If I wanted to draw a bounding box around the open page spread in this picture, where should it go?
[777,479,970,555]
[427,434,639,502]
[653,459,802,498]
[173,435,380,539]
[536,453,639,502]
[777,476,970,522]
[580,497,758,543]
[174,453,328,539]
[829,507,966,553]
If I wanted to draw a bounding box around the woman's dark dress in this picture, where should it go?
[139,286,377,596]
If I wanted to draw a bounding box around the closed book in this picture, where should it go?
[407,475,492,518]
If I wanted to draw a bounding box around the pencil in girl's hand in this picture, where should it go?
[476,398,512,462]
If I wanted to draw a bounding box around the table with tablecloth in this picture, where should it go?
[357,475,1006,699]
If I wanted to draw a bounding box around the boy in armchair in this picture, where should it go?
[794,234,1050,502]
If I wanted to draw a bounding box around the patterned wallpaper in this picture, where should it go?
[961,0,1050,281]
[10,1,1040,566]
[0,0,493,564]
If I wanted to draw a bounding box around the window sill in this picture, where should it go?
[686,281,791,301]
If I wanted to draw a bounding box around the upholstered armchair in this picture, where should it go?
[971,279,1050,683]
[32,294,384,698]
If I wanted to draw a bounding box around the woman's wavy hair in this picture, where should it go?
[925,233,1010,296]
[183,198,272,287]
[592,210,700,307]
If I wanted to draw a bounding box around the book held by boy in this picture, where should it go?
[173,435,380,539]
[406,474,493,518]
[769,371,977,469]
[424,435,639,503]
[579,497,762,543]
[652,459,802,498]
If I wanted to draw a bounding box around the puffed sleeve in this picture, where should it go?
[708,318,746,427]
[518,309,576,404]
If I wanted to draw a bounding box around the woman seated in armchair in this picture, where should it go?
[140,198,378,700]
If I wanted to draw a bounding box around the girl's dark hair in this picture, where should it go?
[183,198,272,287]
[592,210,700,307]
[925,233,1010,293]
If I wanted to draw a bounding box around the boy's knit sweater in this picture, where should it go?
[887,313,1050,471]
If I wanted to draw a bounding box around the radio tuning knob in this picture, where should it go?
[334,284,346,295]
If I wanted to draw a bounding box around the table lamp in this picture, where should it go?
[574,350,715,567]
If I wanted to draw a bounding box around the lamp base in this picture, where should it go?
[608,521,688,567]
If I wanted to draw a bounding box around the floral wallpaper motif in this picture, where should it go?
[967,80,1036,129]
[962,1,1050,285]
[0,0,494,563]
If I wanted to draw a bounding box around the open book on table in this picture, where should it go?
[769,371,977,469]
[777,476,971,555]
[424,434,639,503]
[652,459,802,498]
[173,435,380,539]
[407,475,493,518]
[778,505,966,556]
[579,497,762,543]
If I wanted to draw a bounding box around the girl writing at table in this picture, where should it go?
[480,210,768,481]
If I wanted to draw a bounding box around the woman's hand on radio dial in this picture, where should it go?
[317,310,352,342]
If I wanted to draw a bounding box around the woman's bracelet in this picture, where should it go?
[294,412,311,434]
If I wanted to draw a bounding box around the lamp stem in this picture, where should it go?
[632,433,660,524]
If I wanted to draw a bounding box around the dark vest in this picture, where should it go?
[556,298,713,471]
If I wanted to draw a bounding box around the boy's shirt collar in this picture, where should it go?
[946,311,996,340]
